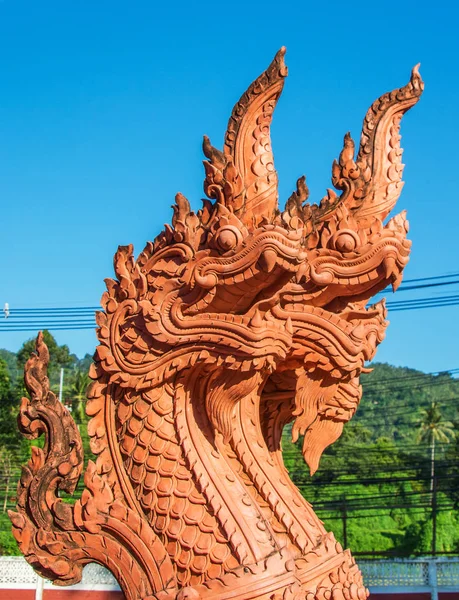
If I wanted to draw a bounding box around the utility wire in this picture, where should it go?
[316,507,456,520]
[385,280,459,293]
[294,474,457,488]
[364,380,459,396]
[2,272,459,332]
[5,271,459,315]
[1,295,458,331]
[363,368,459,388]
[388,273,459,284]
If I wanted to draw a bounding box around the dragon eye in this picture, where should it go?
[331,229,359,253]
[214,226,242,253]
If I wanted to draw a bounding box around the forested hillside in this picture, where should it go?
[0,331,457,557]
[284,364,459,556]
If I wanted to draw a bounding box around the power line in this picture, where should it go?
[316,506,456,520]
[5,272,459,314]
[5,294,458,316]
[286,459,457,476]
[352,400,459,421]
[282,441,455,455]
[9,307,99,313]
[2,271,459,332]
[375,272,459,294]
[387,293,459,307]
[390,273,459,284]
[294,472,457,488]
[386,280,459,293]
[306,486,459,506]
[364,380,459,397]
[0,325,96,332]
[1,295,458,331]
[363,368,459,388]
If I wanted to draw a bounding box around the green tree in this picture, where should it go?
[66,368,91,424]
[16,330,76,394]
[77,353,93,374]
[0,447,13,513]
[0,350,18,386]
[0,359,11,404]
[17,330,74,370]
[0,359,20,456]
[417,402,455,494]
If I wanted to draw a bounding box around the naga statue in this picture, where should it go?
[10,49,423,600]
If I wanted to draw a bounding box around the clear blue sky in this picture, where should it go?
[1,0,458,373]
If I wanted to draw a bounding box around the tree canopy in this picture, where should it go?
[0,332,458,557]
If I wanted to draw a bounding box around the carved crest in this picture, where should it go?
[10,49,423,599]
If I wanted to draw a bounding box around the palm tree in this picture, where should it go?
[417,402,455,494]
[0,446,13,513]
[67,369,91,424]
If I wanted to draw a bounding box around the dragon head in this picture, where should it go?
[93,48,423,474]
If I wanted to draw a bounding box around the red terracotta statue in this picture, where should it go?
[10,49,423,599]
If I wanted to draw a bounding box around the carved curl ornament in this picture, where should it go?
[10,49,423,599]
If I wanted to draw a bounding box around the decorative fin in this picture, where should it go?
[172,192,192,228]
[285,176,309,217]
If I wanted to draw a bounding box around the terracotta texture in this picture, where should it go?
[10,49,423,600]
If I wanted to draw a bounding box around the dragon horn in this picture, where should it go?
[203,48,287,229]
[332,65,424,223]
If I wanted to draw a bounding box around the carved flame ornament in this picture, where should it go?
[10,49,423,599]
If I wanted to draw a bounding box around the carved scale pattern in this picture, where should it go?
[116,383,238,586]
